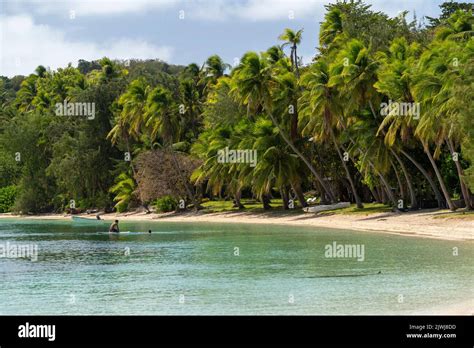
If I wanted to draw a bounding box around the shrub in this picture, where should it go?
[0,186,17,213]
[153,195,177,213]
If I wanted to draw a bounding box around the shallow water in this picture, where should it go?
[0,218,472,315]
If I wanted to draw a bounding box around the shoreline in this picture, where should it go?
[1,210,472,315]
[1,209,473,241]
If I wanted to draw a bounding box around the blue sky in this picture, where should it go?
[0,0,446,77]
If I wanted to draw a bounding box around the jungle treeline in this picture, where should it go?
[0,1,472,214]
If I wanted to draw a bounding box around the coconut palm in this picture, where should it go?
[278,28,303,76]
[299,59,364,208]
[231,51,337,203]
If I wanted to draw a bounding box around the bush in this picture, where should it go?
[0,186,17,213]
[153,195,177,213]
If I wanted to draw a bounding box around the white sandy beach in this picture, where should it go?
[2,209,472,241]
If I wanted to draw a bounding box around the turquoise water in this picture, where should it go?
[0,218,472,315]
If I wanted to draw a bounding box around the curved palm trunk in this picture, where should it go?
[371,185,382,203]
[391,150,418,209]
[391,159,405,206]
[423,144,455,211]
[447,138,472,210]
[400,149,444,208]
[329,128,363,208]
[267,112,336,203]
[374,168,398,207]
[340,138,398,209]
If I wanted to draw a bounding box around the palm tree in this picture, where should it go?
[231,51,337,203]
[115,78,150,139]
[299,60,364,208]
[145,86,201,210]
[278,28,303,76]
[319,6,344,51]
[200,55,231,90]
[328,39,398,207]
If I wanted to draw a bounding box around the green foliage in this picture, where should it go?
[0,186,17,213]
[0,2,472,214]
[153,195,178,213]
[109,173,136,213]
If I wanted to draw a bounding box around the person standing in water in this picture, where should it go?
[109,220,120,233]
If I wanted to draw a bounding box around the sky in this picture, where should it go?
[0,0,446,77]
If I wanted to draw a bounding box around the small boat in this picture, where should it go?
[71,216,106,224]
[303,202,351,213]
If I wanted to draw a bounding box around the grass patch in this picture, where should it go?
[316,203,392,216]
[200,200,391,215]
[201,198,285,212]
[432,210,474,220]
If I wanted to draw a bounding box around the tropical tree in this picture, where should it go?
[300,59,364,208]
[231,51,337,203]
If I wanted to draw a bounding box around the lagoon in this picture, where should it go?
[0,218,472,315]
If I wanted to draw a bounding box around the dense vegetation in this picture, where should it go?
[0,1,472,214]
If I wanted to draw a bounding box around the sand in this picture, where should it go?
[1,208,473,241]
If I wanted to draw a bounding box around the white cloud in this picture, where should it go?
[4,0,440,21]
[187,0,326,21]
[7,0,176,17]
[0,15,173,77]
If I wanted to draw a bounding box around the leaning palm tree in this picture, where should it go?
[328,39,398,207]
[299,59,364,208]
[410,39,468,211]
[319,6,344,51]
[374,37,438,209]
[231,51,337,203]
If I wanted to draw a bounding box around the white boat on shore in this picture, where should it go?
[303,202,351,213]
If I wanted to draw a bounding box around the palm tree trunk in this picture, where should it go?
[391,150,418,209]
[281,186,290,210]
[447,138,472,210]
[293,45,300,78]
[423,143,456,211]
[233,189,245,209]
[291,182,308,207]
[391,159,405,205]
[268,113,336,203]
[262,194,272,210]
[400,149,444,208]
[371,185,382,203]
[329,128,363,208]
[375,169,398,207]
